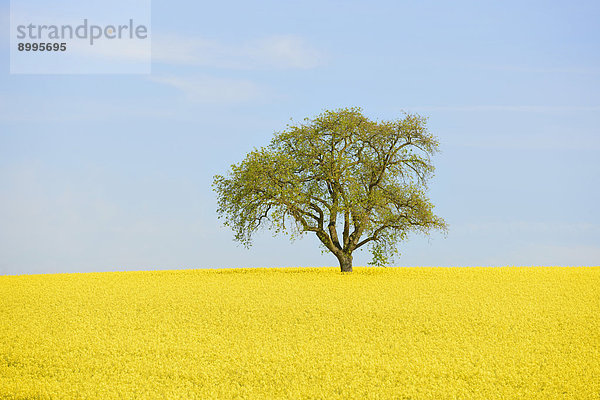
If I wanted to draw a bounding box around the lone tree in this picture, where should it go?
[213,108,447,272]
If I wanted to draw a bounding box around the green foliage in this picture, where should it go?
[213,107,447,270]
[367,238,400,267]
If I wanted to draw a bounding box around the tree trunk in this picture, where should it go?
[337,253,353,273]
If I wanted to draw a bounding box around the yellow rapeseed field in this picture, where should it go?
[1,267,599,399]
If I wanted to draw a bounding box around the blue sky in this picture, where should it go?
[1,0,599,274]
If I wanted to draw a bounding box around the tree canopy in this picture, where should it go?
[213,107,447,272]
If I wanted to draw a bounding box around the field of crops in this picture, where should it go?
[1,267,599,399]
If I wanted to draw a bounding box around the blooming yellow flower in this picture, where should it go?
[1,267,598,399]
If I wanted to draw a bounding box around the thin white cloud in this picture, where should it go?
[0,93,176,123]
[148,75,268,103]
[0,7,8,45]
[508,244,600,267]
[0,162,211,275]
[409,105,600,113]
[151,33,324,69]
[446,131,600,151]
[482,64,600,75]
[457,221,600,235]
[70,38,151,63]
